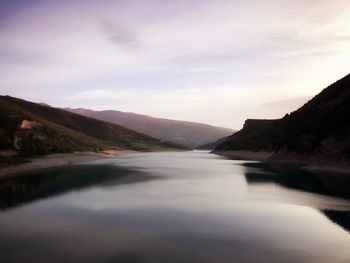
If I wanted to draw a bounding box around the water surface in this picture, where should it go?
[0,151,350,262]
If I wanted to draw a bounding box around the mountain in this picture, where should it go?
[196,136,230,150]
[0,96,182,156]
[63,108,234,148]
[215,73,350,163]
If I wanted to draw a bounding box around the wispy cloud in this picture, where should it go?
[66,89,133,101]
[99,19,141,49]
[1,0,350,128]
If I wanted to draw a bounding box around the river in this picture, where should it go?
[0,151,350,262]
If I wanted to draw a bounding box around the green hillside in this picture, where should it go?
[0,96,181,156]
[215,73,350,161]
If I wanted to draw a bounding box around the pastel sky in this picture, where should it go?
[1,0,350,129]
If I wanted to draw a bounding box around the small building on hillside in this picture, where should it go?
[13,119,47,150]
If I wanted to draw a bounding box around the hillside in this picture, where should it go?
[0,96,181,156]
[215,73,350,163]
[196,136,230,150]
[64,108,234,148]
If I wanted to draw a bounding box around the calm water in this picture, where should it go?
[0,151,350,262]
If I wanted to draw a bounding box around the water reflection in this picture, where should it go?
[0,164,152,210]
[243,162,350,199]
[243,161,350,233]
[0,152,349,262]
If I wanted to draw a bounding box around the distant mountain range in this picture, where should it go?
[215,73,350,164]
[0,96,182,156]
[63,108,234,148]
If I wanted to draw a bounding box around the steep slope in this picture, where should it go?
[196,136,230,150]
[64,108,234,148]
[0,96,181,156]
[215,73,350,162]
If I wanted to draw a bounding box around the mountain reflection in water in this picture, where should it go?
[0,151,349,263]
[0,165,153,210]
[243,161,350,234]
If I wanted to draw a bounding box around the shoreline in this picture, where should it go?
[2,150,349,179]
[212,150,350,175]
[211,150,272,161]
[0,150,133,179]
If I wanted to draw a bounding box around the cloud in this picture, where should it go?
[99,19,141,49]
[66,89,132,101]
[1,0,350,128]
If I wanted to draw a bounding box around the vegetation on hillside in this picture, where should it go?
[215,73,350,161]
[0,96,182,156]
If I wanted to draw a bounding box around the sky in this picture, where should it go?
[1,0,350,129]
